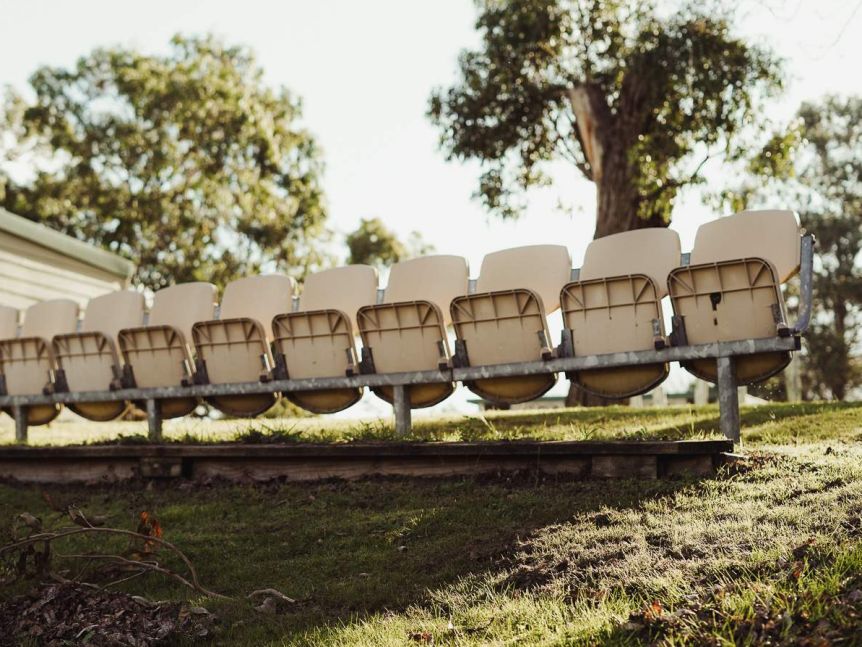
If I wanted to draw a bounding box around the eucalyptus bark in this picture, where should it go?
[564,85,668,407]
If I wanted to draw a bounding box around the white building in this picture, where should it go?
[0,207,134,310]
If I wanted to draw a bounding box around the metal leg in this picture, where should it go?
[716,356,740,444]
[13,406,28,444]
[146,399,163,442]
[392,385,412,436]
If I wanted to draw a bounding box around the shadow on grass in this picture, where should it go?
[0,471,697,643]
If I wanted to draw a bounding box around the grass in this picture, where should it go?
[2,401,862,645]
[3,400,861,446]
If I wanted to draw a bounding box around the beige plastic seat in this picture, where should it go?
[118,283,216,418]
[272,265,378,413]
[52,291,145,421]
[0,299,79,425]
[450,245,571,404]
[357,255,468,408]
[192,275,294,417]
[0,306,18,341]
[561,229,681,399]
[668,210,801,383]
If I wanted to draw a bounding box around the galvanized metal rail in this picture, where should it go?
[0,235,814,445]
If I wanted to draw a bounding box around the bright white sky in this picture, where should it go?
[1,0,860,416]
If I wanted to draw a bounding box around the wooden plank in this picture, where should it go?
[0,440,728,484]
[191,456,592,482]
[0,439,734,460]
[659,455,715,478]
[591,455,658,479]
[0,459,137,483]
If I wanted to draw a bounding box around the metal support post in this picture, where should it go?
[146,399,163,442]
[716,356,740,444]
[392,385,412,436]
[13,406,28,444]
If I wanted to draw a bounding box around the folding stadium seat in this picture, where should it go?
[357,255,468,408]
[118,283,216,418]
[52,290,145,421]
[272,265,378,413]
[560,228,681,399]
[450,245,572,404]
[0,299,79,425]
[192,274,295,417]
[0,306,18,341]
[668,210,801,383]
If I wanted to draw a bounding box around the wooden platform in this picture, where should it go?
[0,440,733,484]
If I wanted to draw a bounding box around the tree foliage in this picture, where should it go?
[795,99,862,400]
[722,96,862,400]
[429,0,783,237]
[0,35,328,290]
[345,217,433,268]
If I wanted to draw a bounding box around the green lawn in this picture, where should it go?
[2,402,862,645]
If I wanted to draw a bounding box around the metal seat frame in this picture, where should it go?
[0,235,814,448]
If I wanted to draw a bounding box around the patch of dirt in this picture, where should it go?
[0,582,214,646]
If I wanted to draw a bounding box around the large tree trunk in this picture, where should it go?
[564,85,669,407]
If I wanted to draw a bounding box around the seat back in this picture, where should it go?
[81,290,146,339]
[580,228,681,298]
[0,299,78,426]
[382,255,469,325]
[358,255,469,408]
[117,283,216,419]
[52,291,146,422]
[273,266,378,413]
[562,229,681,399]
[475,244,571,314]
[298,265,378,329]
[219,274,296,341]
[669,211,800,384]
[0,306,18,340]
[451,245,570,404]
[690,210,801,282]
[148,282,218,342]
[192,275,294,417]
[20,299,79,340]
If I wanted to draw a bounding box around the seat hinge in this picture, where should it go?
[452,339,470,368]
[557,329,574,359]
[668,315,688,347]
[538,331,554,361]
[436,340,450,371]
[359,347,375,375]
[191,358,209,385]
[652,319,667,350]
[271,353,289,381]
[53,368,69,393]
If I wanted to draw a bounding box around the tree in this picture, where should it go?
[428,0,783,237]
[0,35,328,290]
[720,97,862,401]
[345,217,434,268]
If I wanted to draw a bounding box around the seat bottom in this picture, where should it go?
[131,397,198,419]
[207,394,278,418]
[372,383,454,409]
[69,401,128,422]
[684,352,790,385]
[466,375,556,405]
[571,364,669,400]
[2,404,61,426]
[286,388,362,414]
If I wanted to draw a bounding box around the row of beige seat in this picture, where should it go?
[0,210,801,427]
